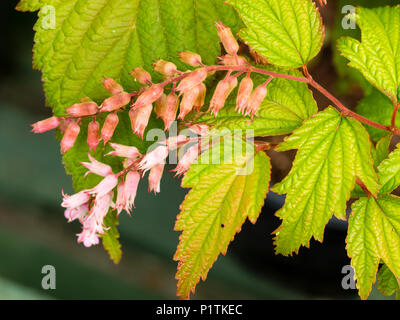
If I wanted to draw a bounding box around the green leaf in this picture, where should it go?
[18,0,243,116]
[227,0,324,68]
[102,211,122,264]
[377,263,400,299]
[372,134,392,169]
[272,107,379,256]
[337,6,400,103]
[347,195,400,299]
[378,143,400,194]
[195,68,317,136]
[174,138,271,299]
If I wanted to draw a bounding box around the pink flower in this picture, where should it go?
[101,113,119,145]
[179,51,203,67]
[176,68,208,94]
[64,203,89,223]
[81,155,113,178]
[103,78,124,95]
[218,54,248,66]
[125,171,140,210]
[132,84,164,110]
[153,60,178,77]
[66,102,98,117]
[61,122,80,153]
[209,75,238,117]
[88,191,114,223]
[129,104,153,139]
[178,85,200,120]
[215,21,239,56]
[148,163,165,194]
[61,190,90,209]
[77,229,100,247]
[115,181,128,214]
[106,143,141,159]
[31,116,60,133]
[236,77,254,114]
[87,119,100,152]
[130,67,152,85]
[138,145,169,172]
[245,84,267,119]
[88,174,118,198]
[174,143,200,176]
[100,92,131,112]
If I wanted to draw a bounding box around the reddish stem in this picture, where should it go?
[391,102,400,129]
[356,178,376,199]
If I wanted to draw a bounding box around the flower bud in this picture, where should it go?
[194,83,206,112]
[218,54,248,66]
[148,163,164,194]
[66,102,98,117]
[61,122,80,153]
[245,85,267,119]
[101,113,119,144]
[236,77,254,114]
[129,104,153,139]
[215,21,239,56]
[163,92,179,131]
[179,51,202,67]
[103,78,124,95]
[178,85,200,120]
[176,68,207,93]
[100,92,131,112]
[87,119,100,152]
[154,93,167,119]
[130,67,152,85]
[209,75,238,117]
[31,116,60,133]
[153,60,178,77]
[133,84,164,110]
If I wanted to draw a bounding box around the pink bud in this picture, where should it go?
[194,83,206,112]
[209,75,238,117]
[88,174,118,198]
[154,94,167,119]
[236,77,254,114]
[176,68,208,93]
[31,116,60,133]
[174,143,200,176]
[81,155,113,178]
[218,54,248,66]
[133,84,164,110]
[66,102,98,117]
[101,113,119,144]
[61,122,80,153]
[163,92,179,131]
[100,92,131,112]
[62,190,90,209]
[215,21,239,56]
[153,60,178,77]
[148,163,164,194]
[179,51,202,67]
[87,119,100,152]
[125,170,140,210]
[138,145,169,172]
[245,85,267,119]
[107,143,141,159]
[129,104,153,139]
[103,78,124,95]
[130,67,152,85]
[178,85,200,120]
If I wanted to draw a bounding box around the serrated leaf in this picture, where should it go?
[337,6,400,103]
[378,143,400,194]
[174,138,271,299]
[195,67,317,136]
[227,0,324,68]
[18,0,243,116]
[372,134,392,169]
[272,107,379,256]
[102,211,122,264]
[347,195,400,299]
[377,263,400,299]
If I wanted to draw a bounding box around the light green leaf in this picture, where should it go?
[102,211,122,264]
[227,0,324,68]
[347,195,400,299]
[377,263,400,299]
[338,6,400,103]
[372,134,392,169]
[195,68,317,136]
[18,0,243,116]
[272,107,379,256]
[174,138,271,299]
[378,143,400,194]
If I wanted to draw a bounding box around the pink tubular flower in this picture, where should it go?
[66,102,98,117]
[61,121,80,154]
[87,119,100,152]
[100,92,131,112]
[153,60,178,77]
[209,75,238,117]
[174,143,200,176]
[245,84,267,119]
[103,78,124,95]
[176,68,208,94]
[31,116,60,133]
[132,84,164,110]
[65,203,89,223]
[130,67,152,85]
[218,54,248,66]
[125,170,140,210]
[62,190,90,209]
[215,21,239,56]
[178,85,200,120]
[154,93,167,119]
[138,145,169,172]
[179,51,203,67]
[163,92,179,131]
[107,143,141,159]
[148,163,165,194]
[101,112,119,144]
[129,104,153,139]
[81,155,113,178]
[236,77,254,114]
[88,174,118,198]
[194,83,206,112]
[115,181,128,214]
